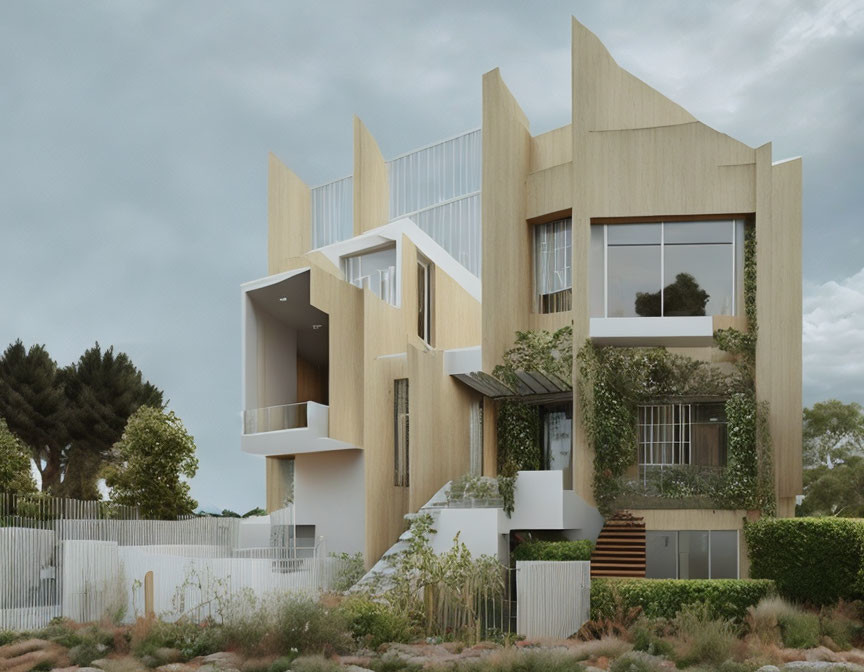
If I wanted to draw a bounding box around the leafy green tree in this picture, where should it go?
[798,455,864,517]
[0,417,38,493]
[0,340,66,490]
[59,343,163,499]
[803,399,864,468]
[105,405,198,519]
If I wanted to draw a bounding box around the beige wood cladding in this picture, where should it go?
[258,17,802,570]
[353,116,389,236]
[267,153,310,274]
[479,17,802,519]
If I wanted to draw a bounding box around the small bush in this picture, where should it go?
[131,618,226,661]
[512,539,593,562]
[778,608,820,649]
[267,654,300,672]
[339,596,413,648]
[330,552,366,593]
[631,618,674,657]
[592,578,775,622]
[820,602,864,650]
[69,640,106,667]
[672,603,737,668]
[745,517,864,605]
[608,651,666,672]
[272,595,352,654]
[0,631,19,646]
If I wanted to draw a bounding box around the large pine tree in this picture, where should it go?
[58,343,164,499]
[0,341,66,490]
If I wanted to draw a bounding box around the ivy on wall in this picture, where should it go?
[492,327,572,516]
[493,326,573,478]
[578,222,776,516]
[577,344,750,514]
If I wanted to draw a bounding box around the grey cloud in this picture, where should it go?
[1,0,860,511]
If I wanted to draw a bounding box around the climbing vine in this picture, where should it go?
[577,344,747,514]
[579,223,775,516]
[492,327,572,475]
[492,327,572,517]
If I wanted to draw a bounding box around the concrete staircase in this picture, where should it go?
[589,511,646,578]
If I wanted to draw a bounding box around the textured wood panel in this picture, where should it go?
[756,150,803,500]
[481,68,532,372]
[353,116,389,236]
[267,153,310,274]
[296,355,327,405]
[530,125,572,172]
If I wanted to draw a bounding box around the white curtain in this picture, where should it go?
[535,218,572,297]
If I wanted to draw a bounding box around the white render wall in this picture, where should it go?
[293,450,365,555]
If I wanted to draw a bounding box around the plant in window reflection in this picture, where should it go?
[635,272,710,317]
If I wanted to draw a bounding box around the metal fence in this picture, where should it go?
[0,493,338,630]
[516,561,591,639]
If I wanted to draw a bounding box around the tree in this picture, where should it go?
[105,405,198,519]
[0,341,66,490]
[635,272,710,317]
[797,455,864,517]
[59,343,163,499]
[803,399,864,468]
[0,417,38,494]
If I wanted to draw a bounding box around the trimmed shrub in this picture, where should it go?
[591,578,775,622]
[745,517,864,605]
[512,539,593,562]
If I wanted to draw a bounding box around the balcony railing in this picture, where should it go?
[243,403,309,435]
[618,464,727,509]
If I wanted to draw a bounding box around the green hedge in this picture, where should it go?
[591,578,776,621]
[745,517,864,605]
[512,539,593,562]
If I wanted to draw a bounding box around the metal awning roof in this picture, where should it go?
[452,369,572,404]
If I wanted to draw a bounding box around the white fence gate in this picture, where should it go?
[516,560,590,639]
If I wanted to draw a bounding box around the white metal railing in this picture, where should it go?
[243,402,309,434]
[0,497,338,631]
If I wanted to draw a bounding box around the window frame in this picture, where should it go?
[417,255,433,344]
[342,243,398,306]
[394,378,409,487]
[533,217,573,314]
[591,219,744,319]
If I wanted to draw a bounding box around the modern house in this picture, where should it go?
[240,18,801,579]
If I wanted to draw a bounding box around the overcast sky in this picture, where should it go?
[1,1,861,513]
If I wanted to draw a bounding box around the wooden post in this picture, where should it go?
[144,571,154,620]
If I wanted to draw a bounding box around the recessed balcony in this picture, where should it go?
[241,401,354,456]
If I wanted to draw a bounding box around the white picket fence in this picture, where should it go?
[0,495,340,631]
[516,561,591,639]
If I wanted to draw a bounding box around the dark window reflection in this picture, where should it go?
[607,245,661,317]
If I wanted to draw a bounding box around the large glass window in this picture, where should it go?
[590,220,745,318]
[534,218,572,313]
[638,401,728,485]
[541,404,573,489]
[343,245,398,305]
[646,530,739,579]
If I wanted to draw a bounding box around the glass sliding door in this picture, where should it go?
[541,404,572,489]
